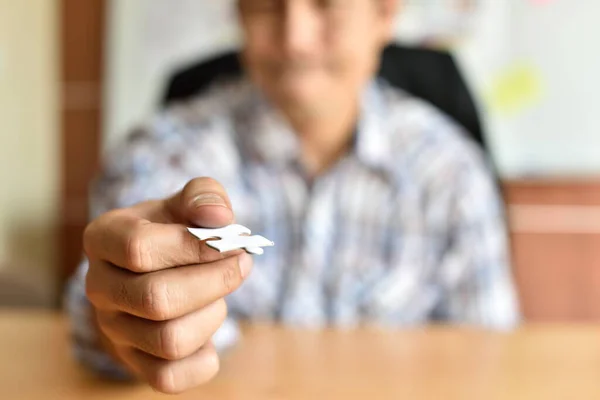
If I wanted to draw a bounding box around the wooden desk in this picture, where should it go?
[2,312,600,400]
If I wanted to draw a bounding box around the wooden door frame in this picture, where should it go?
[59,0,105,293]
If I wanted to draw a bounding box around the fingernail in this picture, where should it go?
[191,193,227,208]
[238,253,253,279]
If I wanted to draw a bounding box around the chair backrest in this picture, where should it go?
[162,44,488,153]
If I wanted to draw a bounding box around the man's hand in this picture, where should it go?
[83,178,252,394]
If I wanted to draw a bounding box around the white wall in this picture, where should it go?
[104,0,600,178]
[104,0,239,150]
[0,0,59,304]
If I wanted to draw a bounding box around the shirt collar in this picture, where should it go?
[241,79,394,172]
[354,79,395,172]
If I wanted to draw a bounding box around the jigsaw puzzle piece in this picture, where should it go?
[245,247,264,255]
[187,224,251,241]
[187,224,274,255]
[206,235,274,254]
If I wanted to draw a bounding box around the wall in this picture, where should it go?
[104,0,238,150]
[0,0,59,305]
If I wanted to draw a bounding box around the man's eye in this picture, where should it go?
[318,0,347,9]
[243,0,282,13]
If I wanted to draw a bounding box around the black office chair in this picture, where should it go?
[162,44,488,154]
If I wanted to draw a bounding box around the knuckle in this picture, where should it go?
[141,279,172,321]
[220,259,242,294]
[126,221,151,272]
[111,280,134,310]
[83,210,119,258]
[158,321,183,361]
[148,364,179,395]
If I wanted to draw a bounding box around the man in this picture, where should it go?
[67,0,519,394]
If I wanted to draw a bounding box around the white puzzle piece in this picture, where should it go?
[187,224,274,255]
[187,224,251,241]
[206,235,274,254]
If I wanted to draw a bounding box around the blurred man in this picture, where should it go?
[67,0,519,394]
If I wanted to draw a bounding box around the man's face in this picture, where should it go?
[238,0,397,120]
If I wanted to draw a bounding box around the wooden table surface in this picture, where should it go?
[1,311,600,400]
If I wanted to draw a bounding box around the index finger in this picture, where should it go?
[83,211,240,273]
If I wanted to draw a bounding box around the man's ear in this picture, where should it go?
[378,0,401,41]
[236,0,244,21]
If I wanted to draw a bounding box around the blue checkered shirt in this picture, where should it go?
[66,77,520,377]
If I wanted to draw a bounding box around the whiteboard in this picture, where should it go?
[493,0,600,176]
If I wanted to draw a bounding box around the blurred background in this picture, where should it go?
[1,0,599,319]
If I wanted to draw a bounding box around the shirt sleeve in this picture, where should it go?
[433,156,521,330]
[64,122,240,379]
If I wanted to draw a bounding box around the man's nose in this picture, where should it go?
[282,2,322,58]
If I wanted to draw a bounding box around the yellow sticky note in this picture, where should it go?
[486,63,543,116]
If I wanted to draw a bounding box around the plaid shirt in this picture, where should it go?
[66,77,520,377]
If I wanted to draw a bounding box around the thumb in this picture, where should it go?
[164,177,235,228]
